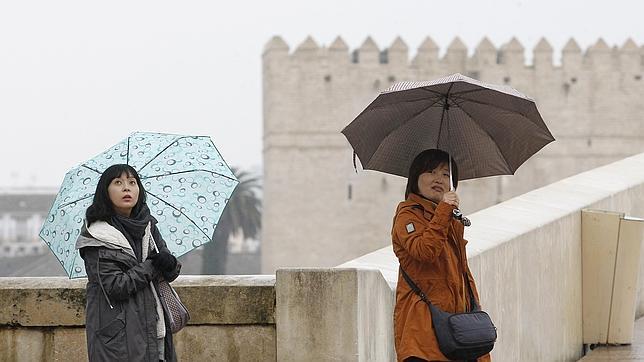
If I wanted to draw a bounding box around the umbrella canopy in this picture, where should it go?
[40,131,239,278]
[342,73,555,180]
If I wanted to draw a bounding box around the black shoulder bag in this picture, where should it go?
[400,267,497,360]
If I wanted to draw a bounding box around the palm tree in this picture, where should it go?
[201,167,262,274]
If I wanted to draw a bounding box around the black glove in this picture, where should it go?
[149,250,177,273]
[162,262,181,281]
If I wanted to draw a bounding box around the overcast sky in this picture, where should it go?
[1,0,642,188]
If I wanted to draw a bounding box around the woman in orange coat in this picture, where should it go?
[391,149,490,362]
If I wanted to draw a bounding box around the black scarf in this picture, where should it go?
[109,203,155,262]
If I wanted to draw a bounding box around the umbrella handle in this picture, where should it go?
[449,156,455,192]
[448,154,470,227]
[453,208,472,227]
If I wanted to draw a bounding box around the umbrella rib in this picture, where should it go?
[141,169,238,182]
[362,96,446,168]
[367,94,444,111]
[58,194,94,209]
[136,136,187,174]
[70,246,80,278]
[452,83,530,100]
[420,84,488,98]
[450,94,531,120]
[145,191,212,240]
[209,138,237,183]
[419,88,450,98]
[436,83,455,150]
[450,101,513,174]
[81,165,102,175]
[450,88,489,97]
[453,93,549,134]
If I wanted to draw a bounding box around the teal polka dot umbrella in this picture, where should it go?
[39,131,239,278]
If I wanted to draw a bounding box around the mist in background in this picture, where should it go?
[1,0,642,187]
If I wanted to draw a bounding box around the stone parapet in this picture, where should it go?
[0,275,275,326]
[0,275,276,361]
[0,277,87,326]
[275,268,394,361]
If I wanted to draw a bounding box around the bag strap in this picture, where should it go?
[397,202,480,311]
[400,267,480,312]
[399,266,433,306]
[463,271,479,311]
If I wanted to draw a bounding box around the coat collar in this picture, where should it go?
[407,192,439,214]
[75,220,154,260]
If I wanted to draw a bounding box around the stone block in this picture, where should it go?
[0,276,276,327]
[174,325,276,361]
[0,277,86,326]
[0,328,46,362]
[171,275,275,324]
[52,327,87,361]
[275,268,394,361]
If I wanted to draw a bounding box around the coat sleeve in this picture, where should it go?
[393,201,455,263]
[81,246,160,302]
[152,224,182,282]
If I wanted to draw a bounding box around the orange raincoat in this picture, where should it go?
[392,193,491,362]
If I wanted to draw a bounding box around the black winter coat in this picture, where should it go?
[77,220,181,361]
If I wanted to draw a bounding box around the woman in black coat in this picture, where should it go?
[76,164,181,361]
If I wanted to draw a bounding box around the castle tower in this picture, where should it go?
[262,36,644,273]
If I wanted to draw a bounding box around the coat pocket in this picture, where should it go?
[96,317,125,344]
[94,316,128,361]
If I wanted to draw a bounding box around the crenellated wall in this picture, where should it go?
[261,35,644,273]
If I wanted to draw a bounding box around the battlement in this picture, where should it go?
[262,35,644,140]
[263,35,643,72]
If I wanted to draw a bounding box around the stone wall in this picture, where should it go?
[275,268,395,361]
[0,276,276,361]
[261,35,644,273]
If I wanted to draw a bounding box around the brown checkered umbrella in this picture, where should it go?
[341,73,555,181]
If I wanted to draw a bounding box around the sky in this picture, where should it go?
[0,0,642,188]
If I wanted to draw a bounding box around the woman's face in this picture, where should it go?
[417,162,451,204]
[108,172,140,217]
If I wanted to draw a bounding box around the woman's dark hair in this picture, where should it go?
[85,164,147,225]
[405,149,459,198]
